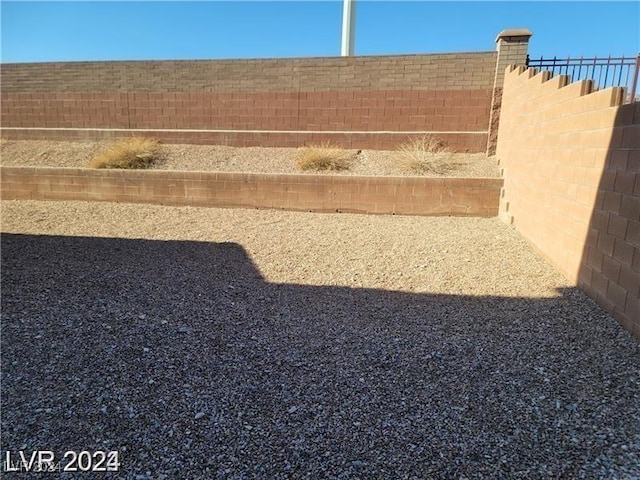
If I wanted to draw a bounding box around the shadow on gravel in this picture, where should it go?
[1,233,639,479]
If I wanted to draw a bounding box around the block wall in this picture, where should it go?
[497,65,640,338]
[0,166,502,217]
[486,30,532,156]
[0,53,496,151]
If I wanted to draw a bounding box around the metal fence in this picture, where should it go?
[526,54,639,103]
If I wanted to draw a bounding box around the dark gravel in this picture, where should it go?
[1,217,639,479]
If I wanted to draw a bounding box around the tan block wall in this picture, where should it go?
[0,53,496,93]
[497,65,640,338]
[0,167,502,217]
[0,53,496,152]
[486,30,532,155]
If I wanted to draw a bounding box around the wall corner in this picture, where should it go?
[486,28,533,156]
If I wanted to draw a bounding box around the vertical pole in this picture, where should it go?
[577,55,583,82]
[630,54,640,103]
[603,54,611,88]
[341,0,356,56]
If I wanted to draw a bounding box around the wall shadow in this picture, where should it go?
[1,233,638,478]
[577,100,640,338]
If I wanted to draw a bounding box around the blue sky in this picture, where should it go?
[1,1,638,63]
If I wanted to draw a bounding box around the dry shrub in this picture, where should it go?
[297,142,353,171]
[90,137,162,169]
[396,135,459,175]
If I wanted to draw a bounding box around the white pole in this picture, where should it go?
[341,0,356,56]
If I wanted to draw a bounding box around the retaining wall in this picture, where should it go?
[497,65,640,338]
[0,166,502,217]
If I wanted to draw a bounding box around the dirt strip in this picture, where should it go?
[0,140,500,178]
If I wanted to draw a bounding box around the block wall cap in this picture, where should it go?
[495,29,533,42]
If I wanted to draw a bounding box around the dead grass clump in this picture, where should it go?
[90,137,162,169]
[396,135,459,175]
[297,142,353,171]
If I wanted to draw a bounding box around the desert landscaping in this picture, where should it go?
[0,138,500,178]
[1,16,638,479]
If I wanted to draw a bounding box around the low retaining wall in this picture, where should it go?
[0,167,502,217]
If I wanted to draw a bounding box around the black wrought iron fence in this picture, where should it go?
[526,54,639,103]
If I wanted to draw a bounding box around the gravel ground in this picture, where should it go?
[0,140,499,177]
[1,200,639,479]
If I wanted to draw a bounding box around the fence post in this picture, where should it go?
[630,54,640,103]
[487,28,533,156]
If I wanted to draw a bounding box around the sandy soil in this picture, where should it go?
[0,139,500,178]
